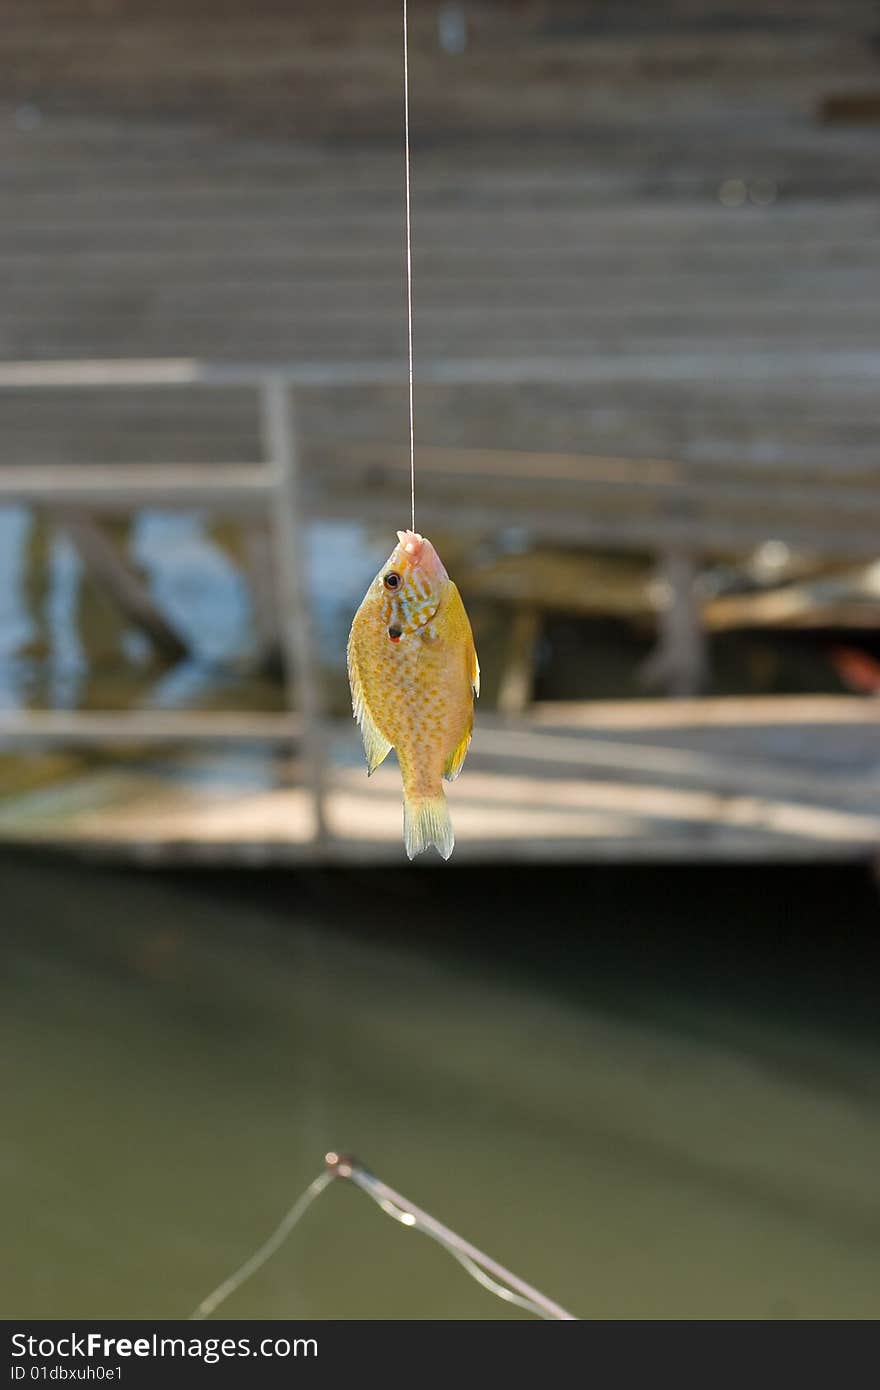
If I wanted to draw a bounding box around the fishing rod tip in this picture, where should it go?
[324,1151,359,1179]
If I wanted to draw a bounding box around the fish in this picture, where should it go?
[347,529,480,860]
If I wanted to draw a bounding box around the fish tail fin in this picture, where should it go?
[403,787,455,861]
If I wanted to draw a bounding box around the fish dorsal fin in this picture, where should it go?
[347,633,392,775]
[439,581,478,781]
[445,582,480,697]
[443,712,473,783]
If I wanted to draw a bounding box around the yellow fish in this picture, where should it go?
[347,529,480,860]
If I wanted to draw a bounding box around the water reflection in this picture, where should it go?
[3,856,880,1319]
[46,529,86,710]
[0,506,266,715]
[0,507,382,717]
[0,507,34,708]
[131,511,255,668]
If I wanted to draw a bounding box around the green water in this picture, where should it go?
[3,855,879,1320]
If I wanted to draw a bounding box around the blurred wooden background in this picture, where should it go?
[0,2,878,865]
[0,0,877,475]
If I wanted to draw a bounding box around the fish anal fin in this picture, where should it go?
[443,719,473,783]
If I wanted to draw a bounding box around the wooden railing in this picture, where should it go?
[0,356,877,850]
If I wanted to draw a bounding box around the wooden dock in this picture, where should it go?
[1,0,879,482]
[0,3,877,868]
[2,697,878,866]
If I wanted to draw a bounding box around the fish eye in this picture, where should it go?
[383,571,401,590]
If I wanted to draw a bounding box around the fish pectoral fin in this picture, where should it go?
[471,646,481,699]
[347,637,393,774]
[443,718,473,782]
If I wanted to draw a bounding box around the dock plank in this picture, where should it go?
[1,699,877,866]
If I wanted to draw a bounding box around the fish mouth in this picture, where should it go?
[395,529,425,563]
[394,530,448,580]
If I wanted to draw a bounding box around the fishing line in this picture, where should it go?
[190,1156,577,1321]
[342,1157,577,1320]
[402,0,416,532]
[188,1169,332,1320]
[372,1192,556,1319]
